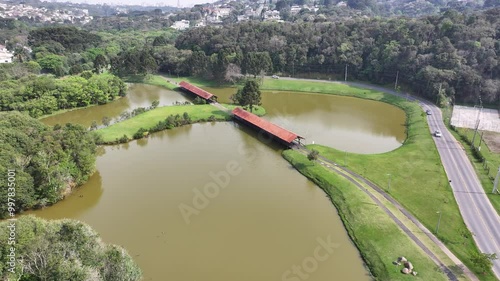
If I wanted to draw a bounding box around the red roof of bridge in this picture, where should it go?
[232,107,302,144]
[179,81,216,100]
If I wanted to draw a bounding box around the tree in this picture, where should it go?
[93,54,108,74]
[70,64,84,75]
[36,54,67,76]
[153,36,167,46]
[111,48,157,76]
[307,149,320,161]
[90,120,98,130]
[151,100,160,109]
[102,116,111,126]
[347,0,376,10]
[224,63,241,84]
[28,26,101,53]
[483,0,500,7]
[0,112,98,217]
[232,80,262,112]
[211,50,230,82]
[242,52,273,77]
[471,253,497,274]
[183,112,192,124]
[0,216,142,280]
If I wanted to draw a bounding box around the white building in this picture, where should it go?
[171,20,190,31]
[237,15,250,22]
[263,10,281,21]
[291,5,302,15]
[216,7,231,17]
[0,45,13,63]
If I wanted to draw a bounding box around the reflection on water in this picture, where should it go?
[40,84,189,128]
[204,87,406,154]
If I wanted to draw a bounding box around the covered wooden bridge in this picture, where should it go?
[232,107,304,147]
[179,81,218,102]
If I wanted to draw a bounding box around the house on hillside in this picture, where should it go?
[291,5,302,15]
[171,20,190,31]
[263,10,281,21]
[0,45,13,63]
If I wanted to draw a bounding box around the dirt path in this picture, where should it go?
[294,145,478,281]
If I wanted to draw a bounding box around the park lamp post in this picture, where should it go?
[436,211,442,234]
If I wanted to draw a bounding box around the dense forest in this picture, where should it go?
[0,73,127,117]
[0,216,142,280]
[0,112,99,218]
[173,8,500,105]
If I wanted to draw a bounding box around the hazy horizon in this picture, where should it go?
[53,0,217,7]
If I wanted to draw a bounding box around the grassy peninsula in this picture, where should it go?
[96,104,265,143]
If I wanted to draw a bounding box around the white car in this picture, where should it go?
[434,130,442,137]
[271,75,279,79]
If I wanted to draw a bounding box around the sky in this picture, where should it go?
[55,0,217,7]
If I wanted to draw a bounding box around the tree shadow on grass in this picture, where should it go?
[293,161,316,170]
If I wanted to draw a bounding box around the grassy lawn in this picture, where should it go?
[160,75,222,87]
[283,150,448,281]
[123,75,178,90]
[96,104,265,143]
[262,78,391,99]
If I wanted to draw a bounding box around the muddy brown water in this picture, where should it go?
[40,84,190,128]
[28,84,406,281]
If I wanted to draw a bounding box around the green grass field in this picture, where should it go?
[283,150,448,281]
[96,104,265,143]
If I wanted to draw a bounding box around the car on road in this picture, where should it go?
[426,110,431,115]
[434,130,442,137]
[272,75,279,79]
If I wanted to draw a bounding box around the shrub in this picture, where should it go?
[118,134,129,143]
[193,96,206,104]
[150,100,160,109]
[133,128,148,139]
[131,107,147,117]
[102,116,111,126]
[183,112,192,124]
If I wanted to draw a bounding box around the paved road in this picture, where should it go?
[282,77,500,278]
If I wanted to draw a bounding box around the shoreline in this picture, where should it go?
[158,75,488,278]
[41,75,490,279]
[95,103,266,144]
